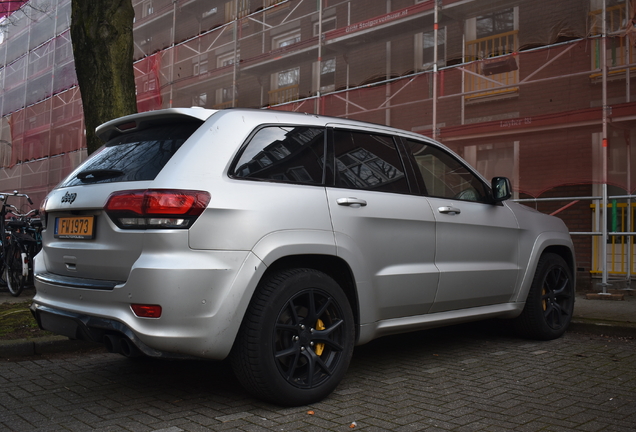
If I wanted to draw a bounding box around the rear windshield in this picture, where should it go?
[59,122,201,187]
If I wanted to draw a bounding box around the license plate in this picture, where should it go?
[55,216,95,239]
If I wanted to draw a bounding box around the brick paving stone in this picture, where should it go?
[1,326,635,431]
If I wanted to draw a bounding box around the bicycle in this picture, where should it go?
[7,207,42,288]
[0,192,35,297]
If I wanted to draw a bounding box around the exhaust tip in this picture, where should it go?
[103,334,121,354]
[120,337,142,358]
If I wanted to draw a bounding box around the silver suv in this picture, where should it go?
[32,108,575,406]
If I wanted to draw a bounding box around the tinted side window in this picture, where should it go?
[333,130,409,193]
[233,126,325,185]
[406,139,488,202]
[60,122,201,187]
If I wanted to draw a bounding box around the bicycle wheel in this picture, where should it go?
[5,243,25,297]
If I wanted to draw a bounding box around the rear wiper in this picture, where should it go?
[77,168,125,182]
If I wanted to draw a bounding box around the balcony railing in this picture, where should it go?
[591,202,636,276]
[268,84,299,105]
[224,0,251,21]
[213,99,237,109]
[464,30,519,100]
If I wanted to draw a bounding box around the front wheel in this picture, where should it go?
[5,244,26,297]
[514,253,574,340]
[231,268,355,406]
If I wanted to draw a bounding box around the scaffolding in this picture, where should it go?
[1,0,635,285]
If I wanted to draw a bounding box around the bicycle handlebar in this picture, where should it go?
[0,191,34,210]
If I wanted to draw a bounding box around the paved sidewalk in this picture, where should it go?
[1,286,635,358]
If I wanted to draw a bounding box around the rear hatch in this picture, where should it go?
[40,109,214,283]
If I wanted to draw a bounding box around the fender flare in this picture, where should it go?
[513,231,576,304]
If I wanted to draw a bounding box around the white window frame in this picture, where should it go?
[215,86,235,104]
[414,27,446,72]
[272,30,301,50]
[312,57,336,94]
[271,67,300,90]
[193,54,208,76]
[143,0,153,18]
[217,51,239,68]
[192,92,207,107]
[465,7,518,42]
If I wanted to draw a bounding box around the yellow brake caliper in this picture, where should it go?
[315,319,325,356]
[542,287,547,311]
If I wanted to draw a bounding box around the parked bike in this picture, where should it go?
[0,192,38,297]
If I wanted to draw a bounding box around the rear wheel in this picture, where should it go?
[5,244,26,297]
[514,253,574,340]
[231,268,355,406]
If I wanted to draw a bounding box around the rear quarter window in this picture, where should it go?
[59,122,202,187]
[231,125,326,185]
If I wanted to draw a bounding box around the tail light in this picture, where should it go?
[105,189,210,229]
[131,304,162,318]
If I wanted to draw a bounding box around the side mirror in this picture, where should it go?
[491,177,512,203]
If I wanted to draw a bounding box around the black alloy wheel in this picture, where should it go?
[514,253,574,340]
[540,261,573,331]
[273,288,346,389]
[232,268,354,406]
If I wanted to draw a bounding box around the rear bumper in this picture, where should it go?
[32,250,266,359]
[30,303,187,358]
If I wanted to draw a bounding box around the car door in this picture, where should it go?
[325,126,439,322]
[403,138,521,313]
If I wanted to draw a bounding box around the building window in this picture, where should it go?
[589,0,633,71]
[313,58,336,94]
[143,1,153,18]
[217,51,239,68]
[0,21,7,45]
[192,92,207,107]
[313,17,336,36]
[464,7,519,100]
[272,30,301,50]
[215,86,236,108]
[202,7,218,19]
[269,64,300,104]
[193,54,208,76]
[476,9,514,40]
[589,0,626,34]
[275,67,299,88]
[415,28,446,71]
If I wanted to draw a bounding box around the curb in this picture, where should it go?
[1,319,634,359]
[569,318,636,338]
[0,336,103,358]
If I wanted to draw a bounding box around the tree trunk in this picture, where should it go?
[71,0,137,155]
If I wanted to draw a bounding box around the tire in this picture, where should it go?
[5,244,26,297]
[514,253,574,340]
[231,268,355,406]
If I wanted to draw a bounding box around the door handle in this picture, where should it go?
[337,197,368,207]
[438,206,461,215]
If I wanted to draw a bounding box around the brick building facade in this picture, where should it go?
[1,0,635,287]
